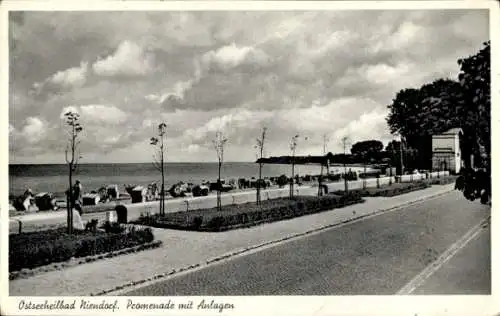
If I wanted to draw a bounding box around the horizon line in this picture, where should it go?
[8,161,258,165]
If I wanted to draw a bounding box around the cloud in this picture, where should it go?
[184,109,270,144]
[180,96,388,155]
[8,10,489,163]
[30,62,89,98]
[201,43,271,72]
[80,104,128,124]
[148,43,272,111]
[59,104,128,125]
[50,62,88,88]
[92,40,155,77]
[332,108,392,146]
[15,117,50,146]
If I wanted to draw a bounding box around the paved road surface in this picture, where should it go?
[123,192,490,295]
[413,225,490,294]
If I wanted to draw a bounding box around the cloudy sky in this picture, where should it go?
[8,9,489,164]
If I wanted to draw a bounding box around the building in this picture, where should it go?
[431,128,463,174]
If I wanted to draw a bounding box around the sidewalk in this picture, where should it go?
[9,184,454,296]
[9,185,318,234]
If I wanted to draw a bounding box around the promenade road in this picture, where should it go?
[9,185,317,233]
[123,191,489,295]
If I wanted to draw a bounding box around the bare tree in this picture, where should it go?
[64,111,83,234]
[318,133,329,196]
[255,127,267,205]
[150,123,167,216]
[341,136,350,193]
[213,131,228,212]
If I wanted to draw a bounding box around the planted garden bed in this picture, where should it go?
[9,223,156,272]
[133,194,364,232]
[334,181,430,197]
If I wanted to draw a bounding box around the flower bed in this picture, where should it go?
[9,224,156,272]
[334,181,430,198]
[133,194,364,232]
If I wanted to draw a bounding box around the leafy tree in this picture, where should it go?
[385,140,401,168]
[457,41,490,168]
[351,140,383,160]
[386,41,490,172]
[150,123,167,215]
[64,111,83,234]
[386,41,490,203]
[386,78,463,170]
[350,140,382,188]
[213,131,228,211]
[387,79,463,137]
[383,140,400,183]
[454,41,491,203]
[385,140,401,152]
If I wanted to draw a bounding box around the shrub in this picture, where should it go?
[428,176,457,186]
[206,216,226,231]
[191,216,203,229]
[333,181,429,197]
[9,226,155,272]
[101,221,126,234]
[276,174,289,187]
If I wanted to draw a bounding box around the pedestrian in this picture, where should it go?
[24,188,33,198]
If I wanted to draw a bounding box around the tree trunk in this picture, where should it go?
[318,163,324,197]
[257,162,262,204]
[343,162,348,193]
[67,163,73,234]
[363,161,367,189]
[217,162,222,211]
[389,163,393,185]
[161,155,165,216]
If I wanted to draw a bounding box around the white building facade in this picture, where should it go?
[431,128,463,174]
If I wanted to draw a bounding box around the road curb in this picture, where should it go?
[92,186,455,296]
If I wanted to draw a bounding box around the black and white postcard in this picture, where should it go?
[1,1,498,315]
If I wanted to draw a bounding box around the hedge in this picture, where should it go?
[9,224,155,272]
[134,194,364,232]
[426,176,458,186]
[334,181,430,197]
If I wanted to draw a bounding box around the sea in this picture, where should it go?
[9,162,361,197]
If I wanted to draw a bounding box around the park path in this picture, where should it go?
[10,183,454,296]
